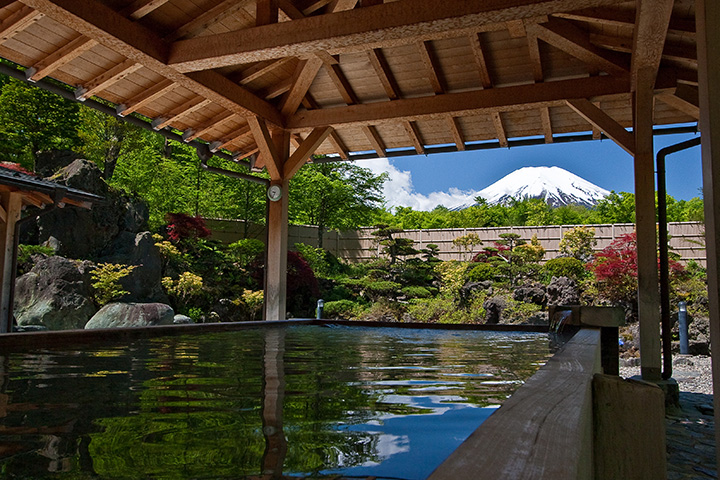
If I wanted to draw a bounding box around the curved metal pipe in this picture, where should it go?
[656,135,702,379]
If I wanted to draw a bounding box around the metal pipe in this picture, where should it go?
[678,301,689,355]
[656,135,701,379]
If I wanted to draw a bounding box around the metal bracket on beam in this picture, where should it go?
[151,117,167,130]
[115,104,127,117]
[23,67,36,83]
[74,86,88,101]
[182,129,195,142]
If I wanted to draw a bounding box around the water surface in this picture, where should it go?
[0,325,552,479]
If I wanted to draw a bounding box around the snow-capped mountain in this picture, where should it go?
[452,166,610,209]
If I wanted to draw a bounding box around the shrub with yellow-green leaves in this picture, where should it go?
[91,263,137,306]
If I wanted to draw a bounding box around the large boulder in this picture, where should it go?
[34,149,80,178]
[513,282,546,306]
[98,232,168,303]
[85,302,174,329]
[546,276,580,306]
[483,296,507,324]
[14,256,97,330]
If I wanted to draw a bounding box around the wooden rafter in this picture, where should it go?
[362,125,386,156]
[281,56,323,116]
[183,110,236,142]
[491,111,508,147]
[327,131,349,159]
[0,5,43,42]
[591,34,697,65]
[165,0,252,41]
[261,77,292,99]
[403,121,424,154]
[248,116,283,180]
[120,0,170,20]
[77,59,142,100]
[235,57,292,85]
[322,57,358,105]
[117,78,176,116]
[22,0,285,126]
[565,98,635,154]
[631,0,674,92]
[506,19,526,38]
[277,0,304,20]
[540,107,553,142]
[468,33,492,89]
[556,7,695,37]
[27,35,97,81]
[417,40,444,94]
[527,32,544,82]
[447,116,465,151]
[302,0,333,15]
[326,0,358,13]
[168,0,628,71]
[656,84,700,119]
[288,74,631,129]
[284,126,333,178]
[154,98,212,130]
[256,0,279,26]
[527,17,629,75]
[367,48,399,100]
[216,125,252,151]
[592,101,601,139]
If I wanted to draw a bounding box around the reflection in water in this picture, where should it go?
[0,326,552,479]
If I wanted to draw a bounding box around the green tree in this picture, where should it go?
[559,226,597,262]
[592,191,636,223]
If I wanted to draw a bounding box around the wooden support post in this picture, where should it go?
[0,192,21,333]
[634,68,662,381]
[261,327,287,475]
[264,130,290,321]
[696,0,720,470]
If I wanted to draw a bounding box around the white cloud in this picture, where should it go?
[360,158,477,211]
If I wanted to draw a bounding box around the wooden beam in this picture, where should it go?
[302,0,332,15]
[117,78,175,116]
[556,7,695,37]
[592,101,602,139]
[261,77,292,99]
[264,132,289,320]
[506,19,526,38]
[367,48,400,100]
[566,98,635,155]
[362,125,386,156]
[168,0,628,70]
[27,35,97,81]
[630,0,674,92]
[154,98,212,130]
[327,131,349,159]
[491,111,508,147]
[447,116,465,151]
[591,34,697,65]
[280,56,323,116]
[0,191,21,333]
[321,58,359,105]
[540,107,553,143]
[248,116,283,180]
[284,126,333,178]
[527,33,544,82]
[656,84,700,119]
[403,121,425,154]
[277,0,304,20]
[468,33,492,88]
[22,0,285,126]
[77,59,142,100]
[183,110,236,142]
[165,0,252,41]
[287,74,631,129]
[215,125,252,151]
[256,0,279,26]
[236,57,293,85]
[120,0,170,20]
[0,5,43,42]
[528,17,629,75]
[326,0,357,12]
[417,40,444,94]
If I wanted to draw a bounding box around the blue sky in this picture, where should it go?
[360,129,703,211]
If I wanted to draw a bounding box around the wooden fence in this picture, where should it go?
[204,219,707,265]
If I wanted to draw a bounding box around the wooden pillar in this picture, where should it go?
[696,0,720,470]
[0,192,21,333]
[264,130,290,321]
[261,327,287,474]
[634,68,662,381]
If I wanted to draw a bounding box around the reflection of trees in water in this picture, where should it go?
[0,327,551,478]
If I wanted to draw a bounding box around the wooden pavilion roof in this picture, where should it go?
[0,0,698,170]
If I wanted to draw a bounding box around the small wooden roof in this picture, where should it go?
[0,165,103,210]
[0,0,697,167]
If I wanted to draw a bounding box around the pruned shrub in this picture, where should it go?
[91,263,137,306]
[466,263,497,283]
[401,285,432,299]
[228,238,265,266]
[543,257,587,282]
[323,299,363,319]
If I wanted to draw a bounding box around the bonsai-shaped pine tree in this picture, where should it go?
[371,224,418,264]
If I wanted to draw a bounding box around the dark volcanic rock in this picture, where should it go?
[483,296,507,324]
[546,276,580,306]
[513,282,546,306]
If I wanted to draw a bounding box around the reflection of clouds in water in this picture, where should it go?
[359,433,410,467]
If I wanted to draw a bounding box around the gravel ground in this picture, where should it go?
[619,355,714,395]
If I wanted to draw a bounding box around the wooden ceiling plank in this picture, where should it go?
[527,32,544,82]
[0,5,43,42]
[590,34,697,64]
[217,125,252,151]
[491,111,508,147]
[362,125,386,156]
[447,116,465,151]
[403,120,424,154]
[327,131,349,159]
[184,110,236,141]
[468,33,492,89]
[0,1,17,9]
[556,8,695,37]
[257,0,279,26]
[27,35,98,81]
[417,40,444,95]
[284,126,333,178]
[540,106,553,143]
[367,48,400,100]
[565,98,635,154]
[78,59,143,100]
[287,74,631,129]
[656,84,700,119]
[23,0,284,126]
[248,115,283,180]
[118,78,175,116]
[322,60,358,105]
[528,16,629,75]
[630,0,677,92]
[278,0,305,20]
[280,56,323,116]
[155,98,212,130]
[165,0,252,41]
[237,57,293,85]
[121,0,170,20]
[262,76,292,99]
[168,0,628,70]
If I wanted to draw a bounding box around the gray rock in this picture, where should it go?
[459,281,493,307]
[14,256,97,330]
[483,296,506,324]
[85,302,174,329]
[99,231,167,303]
[35,150,80,178]
[525,312,549,325]
[513,282,546,306]
[173,314,194,324]
[546,276,580,306]
[210,298,243,322]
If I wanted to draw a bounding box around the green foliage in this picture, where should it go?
[372,224,417,264]
[543,257,588,282]
[514,234,545,263]
[363,280,402,301]
[240,289,264,321]
[452,233,482,261]
[90,263,137,306]
[420,243,441,263]
[293,242,345,278]
[17,244,55,274]
[559,226,597,261]
[401,285,433,299]
[466,263,497,282]
[228,238,265,266]
[435,261,468,299]
[162,271,204,301]
[323,299,363,319]
[503,299,543,324]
